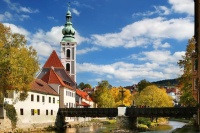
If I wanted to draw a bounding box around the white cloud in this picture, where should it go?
[77,59,182,83]
[3,0,39,13]
[132,6,171,17]
[0,12,12,21]
[91,17,193,48]
[154,6,171,15]
[3,23,89,63]
[29,26,88,57]
[76,50,185,83]
[20,14,30,21]
[131,50,185,65]
[77,47,99,55]
[153,39,170,49]
[47,16,54,19]
[168,0,194,16]
[31,42,54,57]
[3,23,30,40]
[19,7,39,13]
[71,8,80,16]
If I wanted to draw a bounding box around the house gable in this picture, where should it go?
[41,68,74,91]
[36,50,76,89]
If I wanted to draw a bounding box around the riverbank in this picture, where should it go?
[169,118,199,133]
[171,123,198,133]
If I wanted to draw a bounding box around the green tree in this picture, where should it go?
[84,83,92,89]
[97,89,115,108]
[134,85,173,107]
[78,82,85,90]
[98,80,112,89]
[137,79,152,92]
[177,37,197,106]
[78,82,92,90]
[91,80,113,107]
[0,23,40,101]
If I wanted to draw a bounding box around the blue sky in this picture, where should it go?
[0,0,194,87]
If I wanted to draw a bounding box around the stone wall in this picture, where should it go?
[0,110,56,132]
[0,110,12,132]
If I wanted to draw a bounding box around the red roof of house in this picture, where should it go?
[30,79,59,96]
[41,68,74,90]
[76,89,93,102]
[166,88,177,93]
[43,50,64,68]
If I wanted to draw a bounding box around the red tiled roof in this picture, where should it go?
[30,79,59,96]
[41,68,74,90]
[76,89,93,101]
[43,50,64,68]
[166,88,177,93]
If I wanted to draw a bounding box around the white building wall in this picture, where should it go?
[63,88,76,122]
[64,88,76,108]
[82,99,95,108]
[5,91,59,128]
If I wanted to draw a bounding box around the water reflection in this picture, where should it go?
[64,124,104,133]
[54,121,186,133]
[141,121,186,133]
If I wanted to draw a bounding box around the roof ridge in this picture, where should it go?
[43,50,65,68]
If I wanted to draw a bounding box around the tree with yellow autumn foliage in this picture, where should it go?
[0,23,40,102]
[110,86,133,107]
[134,85,173,107]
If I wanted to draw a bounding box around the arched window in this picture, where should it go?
[67,49,70,59]
[66,63,70,71]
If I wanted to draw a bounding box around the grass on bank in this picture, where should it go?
[169,118,199,133]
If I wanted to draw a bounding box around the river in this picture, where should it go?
[141,121,187,133]
[52,121,186,133]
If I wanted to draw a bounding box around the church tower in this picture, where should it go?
[60,5,77,82]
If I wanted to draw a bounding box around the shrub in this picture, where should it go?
[137,124,149,131]
[138,117,151,127]
[4,104,18,129]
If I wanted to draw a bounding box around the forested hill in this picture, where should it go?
[151,78,179,86]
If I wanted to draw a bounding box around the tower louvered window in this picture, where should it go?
[67,49,70,59]
[66,63,70,71]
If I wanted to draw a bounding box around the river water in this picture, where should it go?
[141,121,186,133]
[53,121,186,133]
